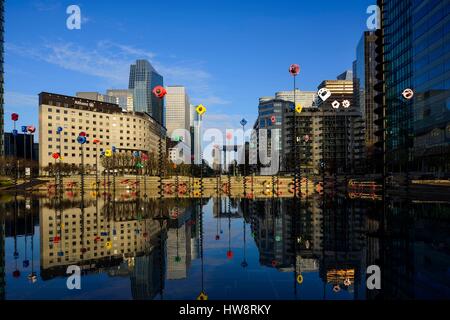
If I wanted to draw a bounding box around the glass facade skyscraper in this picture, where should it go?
[383,0,414,173]
[411,0,450,173]
[382,0,450,175]
[128,60,164,125]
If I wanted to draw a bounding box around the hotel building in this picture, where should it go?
[38,92,166,173]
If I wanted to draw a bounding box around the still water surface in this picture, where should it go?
[0,192,449,300]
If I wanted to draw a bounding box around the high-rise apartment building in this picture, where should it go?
[128,60,164,125]
[315,79,365,174]
[106,89,134,112]
[353,31,379,161]
[38,92,166,173]
[165,86,190,138]
[254,84,364,174]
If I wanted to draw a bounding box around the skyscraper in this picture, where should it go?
[128,60,164,125]
[165,86,190,138]
[0,0,4,156]
[353,31,379,163]
[410,0,450,174]
[380,0,450,174]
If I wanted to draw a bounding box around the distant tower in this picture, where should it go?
[128,60,164,125]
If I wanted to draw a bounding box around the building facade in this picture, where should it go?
[38,92,166,173]
[380,0,450,175]
[165,86,190,138]
[315,80,365,174]
[382,0,414,174]
[106,89,134,112]
[353,31,379,161]
[4,132,37,160]
[254,84,364,175]
[274,89,316,106]
[410,0,450,174]
[76,92,117,104]
[128,60,164,125]
[39,197,165,280]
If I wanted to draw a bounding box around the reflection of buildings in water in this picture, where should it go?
[368,199,450,299]
[130,236,166,300]
[296,256,319,273]
[167,206,193,280]
[39,197,165,280]
[4,199,39,237]
[213,197,243,218]
[249,196,323,270]
[320,196,367,297]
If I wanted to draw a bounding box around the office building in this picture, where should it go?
[353,31,379,161]
[4,132,37,161]
[255,84,364,174]
[76,92,117,104]
[337,70,353,81]
[410,0,450,174]
[274,89,316,106]
[379,0,450,175]
[255,89,316,174]
[165,86,190,138]
[106,89,134,112]
[128,60,164,125]
[0,0,4,156]
[38,92,166,173]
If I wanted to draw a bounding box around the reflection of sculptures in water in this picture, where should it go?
[0,191,448,300]
[38,196,197,284]
[243,194,367,298]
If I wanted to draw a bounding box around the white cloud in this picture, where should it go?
[192,96,231,106]
[4,92,38,112]
[7,40,229,106]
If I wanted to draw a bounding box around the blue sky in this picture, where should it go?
[5,0,374,134]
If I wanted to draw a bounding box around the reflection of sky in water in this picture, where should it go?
[1,195,449,300]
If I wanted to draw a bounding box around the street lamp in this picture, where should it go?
[240,118,247,196]
[11,113,19,188]
[289,64,300,197]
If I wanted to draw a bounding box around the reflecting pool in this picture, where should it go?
[0,192,449,300]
